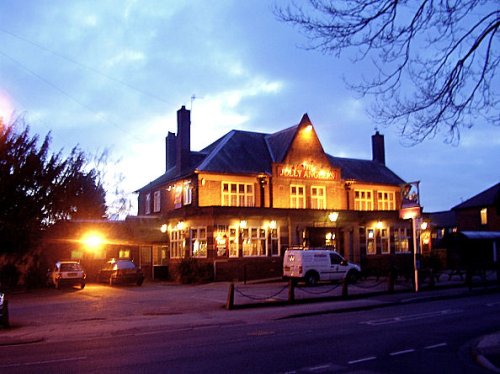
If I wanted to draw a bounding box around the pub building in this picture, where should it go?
[136,106,415,281]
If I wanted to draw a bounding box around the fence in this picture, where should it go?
[225,269,500,310]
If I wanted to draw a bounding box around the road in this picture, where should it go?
[1,291,499,373]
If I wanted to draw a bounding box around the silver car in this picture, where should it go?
[48,260,86,290]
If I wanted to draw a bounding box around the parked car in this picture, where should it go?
[98,259,144,286]
[283,248,361,286]
[47,260,86,289]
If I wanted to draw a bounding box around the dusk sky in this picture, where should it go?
[1,1,498,215]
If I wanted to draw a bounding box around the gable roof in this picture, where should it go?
[136,115,406,192]
[327,155,405,185]
[453,182,500,210]
[265,125,299,163]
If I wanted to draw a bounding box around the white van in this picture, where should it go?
[283,248,361,286]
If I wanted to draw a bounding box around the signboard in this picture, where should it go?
[277,163,337,181]
[401,181,420,208]
[400,181,421,219]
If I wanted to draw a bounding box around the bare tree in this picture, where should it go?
[276,0,499,144]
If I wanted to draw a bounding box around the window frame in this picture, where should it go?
[377,191,395,210]
[145,193,151,215]
[311,185,326,209]
[190,227,207,258]
[290,184,306,209]
[153,190,161,212]
[394,227,410,253]
[354,189,373,211]
[170,229,184,259]
[221,182,255,207]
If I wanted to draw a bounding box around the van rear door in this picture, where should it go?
[283,250,301,277]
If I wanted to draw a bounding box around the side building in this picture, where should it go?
[135,106,416,281]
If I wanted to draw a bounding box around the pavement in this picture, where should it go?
[1,273,500,372]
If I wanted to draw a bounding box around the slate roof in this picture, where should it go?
[136,120,406,192]
[452,182,500,210]
[327,155,405,186]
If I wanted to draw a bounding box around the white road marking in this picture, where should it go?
[306,364,334,371]
[0,356,87,368]
[361,309,462,326]
[390,349,415,356]
[348,356,377,364]
[425,342,447,349]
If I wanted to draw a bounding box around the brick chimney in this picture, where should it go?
[165,131,176,172]
[371,131,385,165]
[176,105,191,174]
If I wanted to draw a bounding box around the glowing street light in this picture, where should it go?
[82,231,105,253]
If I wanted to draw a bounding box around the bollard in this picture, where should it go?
[342,279,348,299]
[226,282,234,310]
[288,279,295,304]
[1,300,9,328]
[387,267,397,294]
[388,273,395,293]
[429,269,435,289]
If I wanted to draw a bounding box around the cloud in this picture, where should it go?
[104,50,146,69]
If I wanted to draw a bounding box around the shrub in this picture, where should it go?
[176,258,213,284]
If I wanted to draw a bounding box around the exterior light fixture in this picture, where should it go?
[176,221,186,231]
[305,124,313,132]
[420,221,428,230]
[269,220,277,230]
[239,220,247,229]
[376,221,383,229]
[82,231,105,252]
[328,212,339,222]
[160,224,168,233]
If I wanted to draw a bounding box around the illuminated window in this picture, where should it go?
[311,186,326,209]
[190,227,207,258]
[145,193,151,215]
[377,191,395,210]
[222,182,254,207]
[118,249,130,258]
[366,228,376,255]
[355,190,373,211]
[241,227,267,257]
[380,228,390,254]
[153,191,161,212]
[290,184,306,209]
[170,229,184,259]
[270,227,280,256]
[480,208,488,225]
[394,228,410,253]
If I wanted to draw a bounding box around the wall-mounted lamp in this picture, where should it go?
[420,221,428,230]
[160,224,168,233]
[176,221,186,231]
[376,221,383,229]
[239,220,247,229]
[328,212,339,222]
[269,220,277,230]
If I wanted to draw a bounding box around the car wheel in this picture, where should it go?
[136,277,144,286]
[305,271,319,286]
[80,282,85,290]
